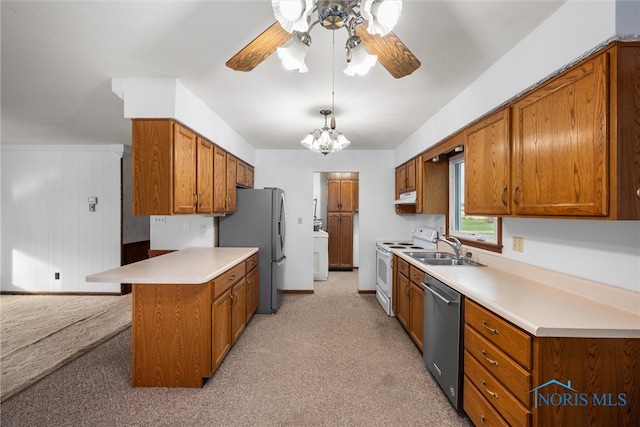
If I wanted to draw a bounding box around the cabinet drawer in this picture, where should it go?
[465,299,532,369]
[465,351,531,427]
[409,264,424,284]
[245,253,258,272]
[465,325,532,405]
[213,262,246,299]
[397,257,409,277]
[464,376,510,427]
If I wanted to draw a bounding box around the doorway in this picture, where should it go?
[313,172,359,275]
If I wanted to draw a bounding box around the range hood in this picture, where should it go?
[394,191,417,205]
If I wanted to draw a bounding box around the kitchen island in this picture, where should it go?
[87,247,259,388]
[392,248,639,427]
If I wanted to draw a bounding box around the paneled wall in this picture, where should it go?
[1,145,123,293]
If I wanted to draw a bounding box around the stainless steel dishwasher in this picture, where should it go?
[422,273,464,411]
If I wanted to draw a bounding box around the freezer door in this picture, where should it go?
[274,189,286,261]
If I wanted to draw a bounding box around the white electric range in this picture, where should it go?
[375,228,438,316]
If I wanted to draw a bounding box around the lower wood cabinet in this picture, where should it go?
[132,251,258,388]
[393,255,424,351]
[245,254,259,323]
[327,212,353,270]
[463,299,640,427]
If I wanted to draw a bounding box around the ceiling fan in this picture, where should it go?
[226,0,421,79]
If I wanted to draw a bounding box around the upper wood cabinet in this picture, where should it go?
[513,51,609,217]
[226,154,237,213]
[132,119,250,216]
[464,108,512,216]
[196,137,214,213]
[328,179,354,212]
[213,146,237,214]
[132,119,206,215]
[395,156,426,215]
[396,158,416,195]
[236,159,254,189]
[464,42,640,219]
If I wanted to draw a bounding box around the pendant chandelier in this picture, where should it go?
[300,31,351,155]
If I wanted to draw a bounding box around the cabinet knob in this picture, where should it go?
[636,188,640,200]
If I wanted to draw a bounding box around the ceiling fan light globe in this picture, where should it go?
[271,0,314,33]
[276,33,310,72]
[344,43,378,76]
[362,0,402,36]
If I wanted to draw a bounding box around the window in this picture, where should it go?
[449,154,502,252]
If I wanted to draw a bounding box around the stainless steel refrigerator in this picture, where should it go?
[219,188,286,314]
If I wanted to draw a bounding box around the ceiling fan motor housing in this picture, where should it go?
[319,1,349,29]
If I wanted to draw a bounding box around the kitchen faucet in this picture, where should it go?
[433,234,463,260]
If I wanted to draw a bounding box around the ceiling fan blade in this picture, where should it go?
[355,23,421,79]
[226,22,293,72]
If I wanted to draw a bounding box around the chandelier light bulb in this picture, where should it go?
[362,0,403,36]
[276,32,311,73]
[271,0,314,33]
[344,39,378,76]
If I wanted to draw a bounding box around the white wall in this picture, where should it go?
[1,145,123,293]
[255,150,443,292]
[393,0,640,292]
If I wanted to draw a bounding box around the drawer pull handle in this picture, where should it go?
[482,350,499,366]
[229,275,236,281]
[482,381,498,399]
[481,415,488,427]
[482,321,499,334]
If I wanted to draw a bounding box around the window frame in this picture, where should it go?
[448,153,503,253]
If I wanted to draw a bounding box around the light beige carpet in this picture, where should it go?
[0,293,131,401]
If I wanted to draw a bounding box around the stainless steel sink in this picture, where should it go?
[405,252,485,267]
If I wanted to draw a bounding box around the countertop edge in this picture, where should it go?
[393,249,640,339]
[86,247,259,285]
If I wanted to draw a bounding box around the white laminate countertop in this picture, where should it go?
[393,249,640,339]
[86,247,258,285]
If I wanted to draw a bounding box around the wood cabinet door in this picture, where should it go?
[213,145,227,214]
[465,108,511,215]
[172,124,197,214]
[396,164,407,196]
[247,166,254,189]
[231,280,246,345]
[132,119,173,215]
[327,180,341,211]
[396,272,410,329]
[409,281,424,351]
[406,158,416,191]
[423,158,448,214]
[212,289,232,371]
[338,213,353,268]
[226,154,237,212]
[245,267,259,323]
[513,53,609,216]
[196,137,213,213]
[236,160,247,187]
[339,180,354,212]
[327,212,341,268]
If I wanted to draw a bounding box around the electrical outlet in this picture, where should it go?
[513,236,524,253]
[55,272,60,280]
[152,216,166,224]
[298,217,303,224]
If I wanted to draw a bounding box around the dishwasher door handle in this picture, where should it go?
[422,282,456,306]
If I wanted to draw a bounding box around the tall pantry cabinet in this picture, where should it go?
[326,173,358,270]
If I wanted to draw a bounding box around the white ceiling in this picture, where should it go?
[1,1,565,151]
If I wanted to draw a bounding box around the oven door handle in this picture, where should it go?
[422,282,455,306]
